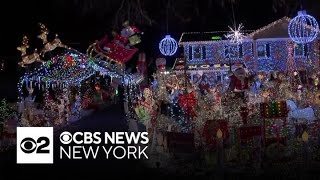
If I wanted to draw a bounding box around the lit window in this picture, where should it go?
[257,44,270,58]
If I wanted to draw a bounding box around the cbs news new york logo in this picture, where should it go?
[17,127,53,164]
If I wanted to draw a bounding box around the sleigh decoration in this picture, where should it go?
[87,21,142,70]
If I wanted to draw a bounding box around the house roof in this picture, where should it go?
[179,17,293,44]
[247,17,291,39]
[179,31,228,44]
[178,31,255,45]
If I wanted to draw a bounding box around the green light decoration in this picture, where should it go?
[211,36,222,40]
[115,89,118,96]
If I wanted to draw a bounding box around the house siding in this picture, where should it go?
[182,38,318,72]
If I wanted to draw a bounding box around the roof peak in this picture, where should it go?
[247,16,291,39]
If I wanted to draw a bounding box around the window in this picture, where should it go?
[202,46,206,59]
[188,45,206,60]
[193,46,202,59]
[224,44,242,58]
[294,43,307,57]
[257,44,270,58]
[188,46,192,60]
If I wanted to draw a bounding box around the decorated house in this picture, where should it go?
[173,17,320,83]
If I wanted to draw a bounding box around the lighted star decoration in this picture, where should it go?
[225,24,246,45]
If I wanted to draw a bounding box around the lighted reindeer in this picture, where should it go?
[37,23,68,57]
[17,36,43,67]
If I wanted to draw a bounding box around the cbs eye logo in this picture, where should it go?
[17,127,53,164]
[20,137,50,154]
[59,131,72,144]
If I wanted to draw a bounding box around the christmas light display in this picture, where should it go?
[17,35,43,67]
[183,41,253,66]
[225,23,246,45]
[177,91,197,118]
[8,14,320,168]
[37,23,69,57]
[179,17,319,73]
[181,39,317,72]
[145,17,320,164]
[288,10,319,44]
[260,101,287,118]
[16,47,143,129]
[159,35,178,56]
[17,50,137,101]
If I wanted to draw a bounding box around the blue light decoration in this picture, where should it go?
[255,39,316,72]
[159,35,178,56]
[181,38,317,73]
[288,10,319,44]
[17,49,138,101]
[184,41,253,66]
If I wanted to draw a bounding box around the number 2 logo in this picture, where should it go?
[20,137,50,154]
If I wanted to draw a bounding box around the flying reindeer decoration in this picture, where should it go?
[17,35,43,67]
[37,23,69,57]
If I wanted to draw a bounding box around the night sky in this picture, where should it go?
[0,0,319,100]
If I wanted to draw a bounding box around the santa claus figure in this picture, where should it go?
[228,64,249,94]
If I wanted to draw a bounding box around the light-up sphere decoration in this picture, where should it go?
[159,35,178,56]
[288,10,319,44]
